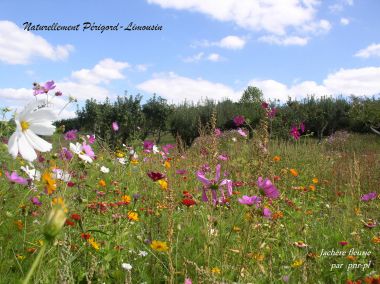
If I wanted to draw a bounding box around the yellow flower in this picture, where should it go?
[158,179,168,190]
[115,150,125,158]
[127,211,139,221]
[347,255,356,261]
[291,259,303,268]
[232,226,241,232]
[273,155,281,162]
[211,267,221,274]
[16,254,26,261]
[130,159,139,165]
[42,171,56,195]
[98,179,106,187]
[289,169,299,177]
[88,238,100,250]
[121,195,131,204]
[312,178,319,184]
[150,240,169,252]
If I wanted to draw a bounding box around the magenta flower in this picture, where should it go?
[238,195,261,207]
[268,108,277,119]
[184,278,192,284]
[263,207,272,218]
[257,177,280,199]
[300,122,306,133]
[31,197,42,206]
[112,122,119,131]
[88,134,96,144]
[233,115,245,127]
[218,154,228,161]
[196,164,233,205]
[5,171,28,185]
[176,169,187,175]
[64,129,78,141]
[290,126,301,140]
[261,102,269,109]
[361,192,377,202]
[55,91,63,96]
[143,140,154,151]
[60,147,73,161]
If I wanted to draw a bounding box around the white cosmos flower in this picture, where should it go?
[20,165,41,181]
[100,166,110,173]
[121,263,132,271]
[117,157,126,165]
[52,168,71,182]
[8,100,57,162]
[69,142,93,163]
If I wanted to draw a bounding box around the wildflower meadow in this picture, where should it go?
[0,82,379,284]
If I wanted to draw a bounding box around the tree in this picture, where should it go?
[240,86,264,104]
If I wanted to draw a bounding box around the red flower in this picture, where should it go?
[67,181,75,187]
[182,199,196,207]
[147,171,165,181]
[71,214,81,221]
[65,220,75,226]
[81,233,91,240]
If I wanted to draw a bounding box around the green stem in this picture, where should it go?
[22,243,47,284]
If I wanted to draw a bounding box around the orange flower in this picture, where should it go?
[15,220,23,231]
[346,255,356,261]
[312,178,319,184]
[127,211,139,221]
[309,185,316,191]
[121,195,131,204]
[289,169,298,177]
[372,236,380,244]
[164,160,171,169]
[272,211,284,220]
[98,179,106,187]
[42,171,56,195]
[273,155,281,162]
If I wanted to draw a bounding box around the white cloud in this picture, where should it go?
[183,52,204,63]
[340,18,350,25]
[147,0,322,36]
[355,44,380,59]
[258,35,309,46]
[329,0,354,13]
[0,21,74,65]
[71,58,130,84]
[138,67,380,104]
[136,64,149,72]
[218,35,246,49]
[137,72,240,103]
[207,53,222,62]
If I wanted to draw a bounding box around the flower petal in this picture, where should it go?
[196,171,211,186]
[8,131,19,158]
[29,122,55,135]
[24,130,52,152]
[27,109,57,123]
[215,164,221,181]
[18,133,37,161]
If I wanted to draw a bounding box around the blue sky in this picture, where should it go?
[0,0,379,118]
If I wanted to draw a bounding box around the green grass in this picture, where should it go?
[0,131,379,283]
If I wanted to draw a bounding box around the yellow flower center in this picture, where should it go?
[20,120,29,131]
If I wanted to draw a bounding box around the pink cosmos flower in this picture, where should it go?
[143,140,154,152]
[5,171,28,185]
[162,144,175,154]
[31,197,42,206]
[184,278,192,284]
[257,177,280,199]
[218,154,228,161]
[112,122,119,131]
[214,128,222,137]
[33,80,56,95]
[261,102,269,109]
[237,128,247,137]
[196,164,233,205]
[82,143,95,158]
[64,129,78,141]
[233,115,245,127]
[290,126,300,140]
[60,147,73,161]
[88,134,96,144]
[268,108,277,119]
[238,195,262,207]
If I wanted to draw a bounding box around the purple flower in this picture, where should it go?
[31,197,42,206]
[88,134,96,144]
[233,115,245,127]
[55,91,63,96]
[263,207,272,218]
[238,195,262,207]
[261,102,269,109]
[5,171,28,185]
[196,164,233,205]
[257,177,280,199]
[64,129,78,141]
[33,80,56,95]
[112,122,119,131]
[60,147,73,161]
[361,192,377,202]
[82,143,95,158]
[300,122,306,133]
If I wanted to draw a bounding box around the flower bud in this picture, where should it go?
[43,206,66,242]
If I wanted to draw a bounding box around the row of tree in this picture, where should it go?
[58,87,380,147]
